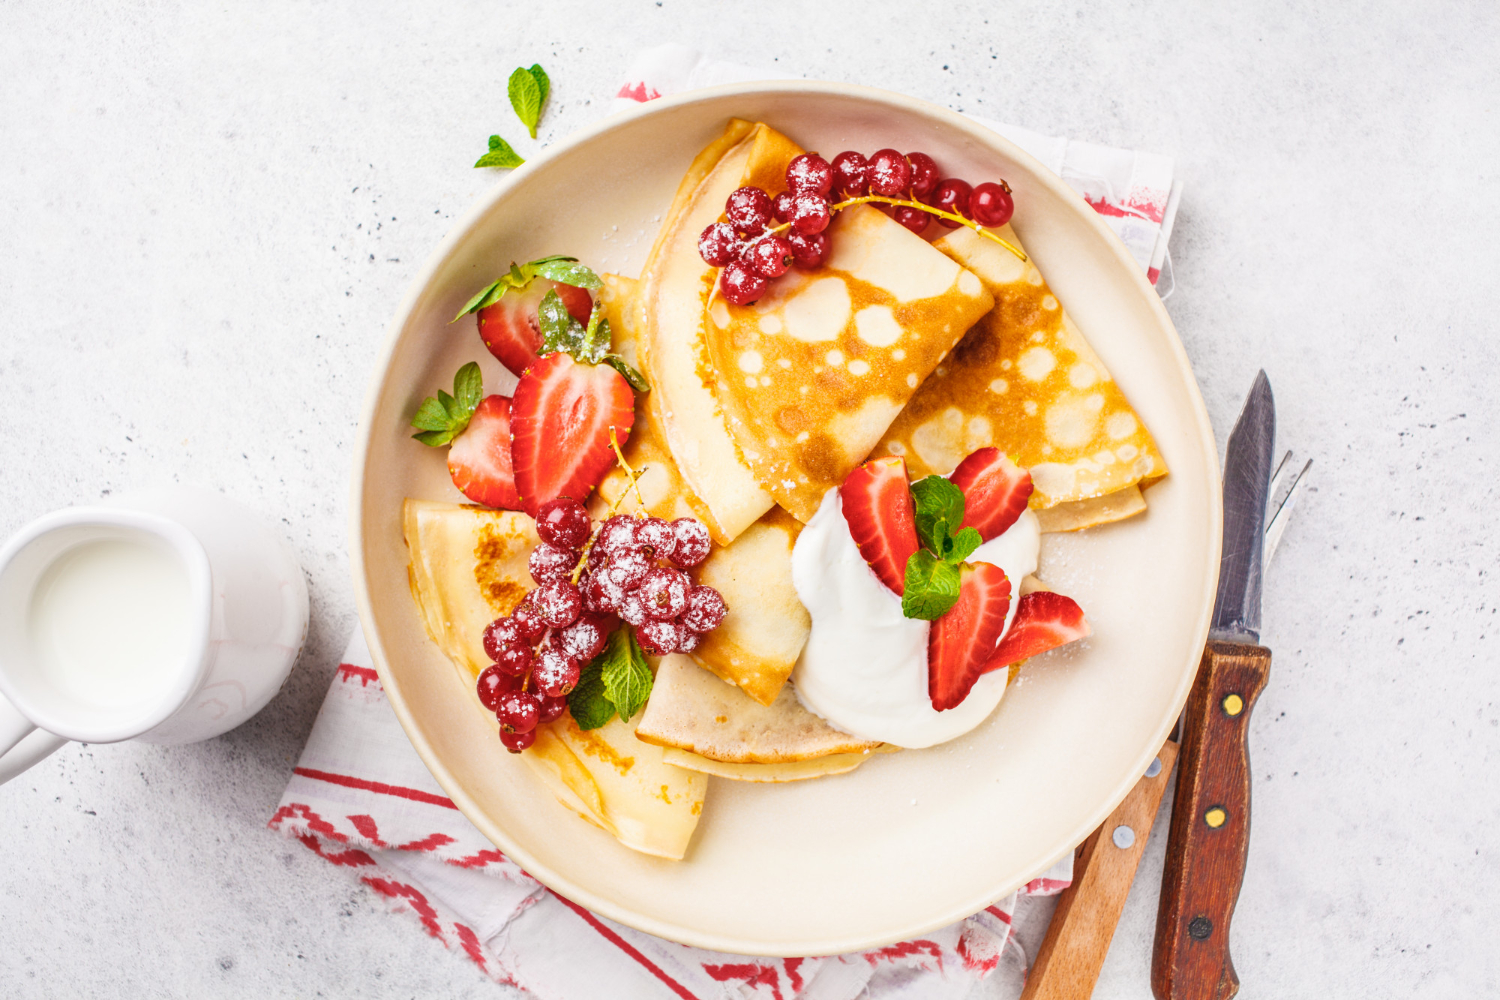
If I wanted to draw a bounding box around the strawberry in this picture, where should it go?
[948,447,1034,542]
[928,562,1013,711]
[510,352,635,516]
[839,456,919,595]
[982,591,1091,673]
[447,395,522,510]
[477,280,594,377]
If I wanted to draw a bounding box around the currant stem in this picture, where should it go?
[761,196,1027,262]
[570,427,648,585]
[608,426,650,515]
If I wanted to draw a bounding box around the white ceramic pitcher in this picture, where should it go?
[0,487,308,783]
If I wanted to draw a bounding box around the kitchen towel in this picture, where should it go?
[270,45,1182,999]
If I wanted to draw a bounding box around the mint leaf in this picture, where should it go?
[409,362,483,447]
[948,526,983,564]
[901,550,963,620]
[605,355,651,393]
[537,288,586,357]
[528,64,550,114]
[910,475,967,557]
[509,67,543,139]
[530,257,603,290]
[567,657,614,730]
[599,627,653,722]
[475,134,524,169]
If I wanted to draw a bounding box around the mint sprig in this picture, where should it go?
[901,475,984,620]
[475,134,524,170]
[451,256,603,322]
[508,64,549,139]
[567,628,654,730]
[536,289,650,391]
[410,362,483,447]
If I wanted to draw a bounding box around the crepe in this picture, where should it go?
[661,746,885,783]
[635,654,881,764]
[876,225,1167,532]
[402,498,706,859]
[703,132,995,523]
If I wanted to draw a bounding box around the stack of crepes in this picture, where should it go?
[403,118,1169,861]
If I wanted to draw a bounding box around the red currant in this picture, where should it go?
[698,221,740,267]
[634,517,677,562]
[831,151,869,196]
[582,571,621,614]
[669,518,712,567]
[786,231,830,269]
[510,595,546,640]
[476,664,516,711]
[537,694,567,724]
[596,514,639,556]
[682,585,728,633]
[772,190,796,224]
[497,689,540,733]
[534,646,580,697]
[532,579,583,629]
[603,547,651,591]
[725,185,773,236]
[747,236,794,279]
[495,642,534,678]
[535,497,591,549]
[676,628,702,654]
[894,205,930,234]
[790,192,831,236]
[528,542,577,585]
[500,727,536,753]
[720,260,767,305]
[906,152,940,199]
[786,153,833,195]
[618,588,651,627]
[929,179,972,228]
[868,149,912,197]
[639,568,689,621]
[969,181,1014,227]
[558,614,610,664]
[482,617,527,661]
[635,619,684,655]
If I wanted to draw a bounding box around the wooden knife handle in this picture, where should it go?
[1151,640,1271,1000]
[1021,741,1179,1000]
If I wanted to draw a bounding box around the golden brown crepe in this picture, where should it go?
[402,499,706,859]
[701,126,995,522]
[876,225,1167,532]
[635,654,881,764]
[661,746,885,783]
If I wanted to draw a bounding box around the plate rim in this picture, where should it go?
[349,78,1222,956]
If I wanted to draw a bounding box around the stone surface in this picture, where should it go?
[1,1,1496,997]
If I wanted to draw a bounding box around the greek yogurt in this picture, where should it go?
[790,486,1041,748]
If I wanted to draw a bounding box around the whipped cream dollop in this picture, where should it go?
[790,487,1041,749]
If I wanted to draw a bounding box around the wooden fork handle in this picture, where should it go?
[1151,640,1271,1000]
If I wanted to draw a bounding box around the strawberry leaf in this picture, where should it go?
[604,355,651,393]
[530,257,602,290]
[410,362,483,447]
[475,134,524,169]
[599,627,653,723]
[901,550,962,620]
[538,288,587,356]
[508,67,543,139]
[567,657,614,730]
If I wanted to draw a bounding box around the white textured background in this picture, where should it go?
[2,1,1496,996]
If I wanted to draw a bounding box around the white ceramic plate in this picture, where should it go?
[351,82,1220,956]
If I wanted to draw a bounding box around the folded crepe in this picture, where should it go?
[640,120,995,533]
[661,746,887,783]
[636,655,883,779]
[403,499,706,859]
[877,225,1167,532]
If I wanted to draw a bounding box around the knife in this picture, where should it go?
[1152,370,1283,1000]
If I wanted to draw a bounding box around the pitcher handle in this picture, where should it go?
[0,691,65,785]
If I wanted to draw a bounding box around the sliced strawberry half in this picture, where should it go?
[982,591,1091,673]
[510,352,635,516]
[839,456,919,595]
[447,395,523,510]
[477,280,593,378]
[928,562,1013,711]
[949,447,1034,542]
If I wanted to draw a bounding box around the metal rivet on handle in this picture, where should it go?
[1145,756,1163,778]
[1222,693,1245,716]
[1204,806,1228,828]
[1189,916,1213,941]
[1111,825,1136,849]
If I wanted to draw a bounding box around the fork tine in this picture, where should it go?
[1266,450,1294,515]
[1264,457,1312,563]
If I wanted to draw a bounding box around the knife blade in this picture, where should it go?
[1152,371,1278,1000]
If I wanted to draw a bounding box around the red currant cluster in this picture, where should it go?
[698,148,1015,306]
[475,497,726,753]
